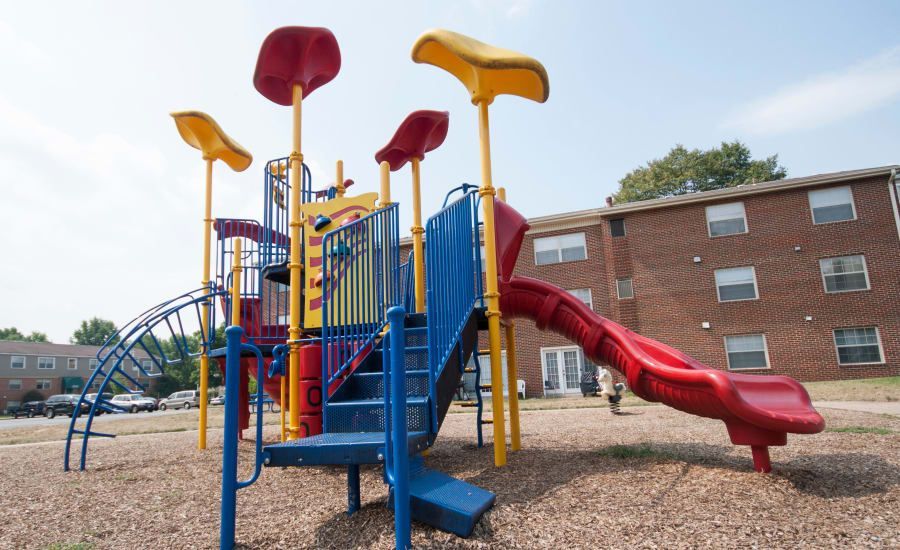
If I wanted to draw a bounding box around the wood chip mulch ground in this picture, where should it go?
[0,405,897,549]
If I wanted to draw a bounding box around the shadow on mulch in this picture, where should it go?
[778,452,900,498]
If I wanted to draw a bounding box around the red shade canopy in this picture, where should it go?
[253,26,341,105]
[375,110,449,171]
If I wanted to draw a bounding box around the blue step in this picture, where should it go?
[391,457,496,538]
[263,431,430,467]
[346,371,430,399]
[325,397,430,433]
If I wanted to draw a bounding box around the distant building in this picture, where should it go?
[403,165,900,397]
[0,341,154,412]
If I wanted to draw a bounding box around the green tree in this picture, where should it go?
[613,141,787,203]
[71,317,120,346]
[0,327,50,342]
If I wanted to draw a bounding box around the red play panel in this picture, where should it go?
[375,110,449,171]
[254,26,341,105]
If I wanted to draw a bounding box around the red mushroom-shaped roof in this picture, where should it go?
[253,26,341,105]
[375,110,449,171]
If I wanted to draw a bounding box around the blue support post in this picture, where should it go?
[387,306,411,550]
[220,326,243,549]
[347,464,361,515]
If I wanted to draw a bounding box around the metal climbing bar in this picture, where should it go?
[424,190,480,428]
[321,203,401,403]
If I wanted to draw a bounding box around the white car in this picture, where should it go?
[110,394,156,413]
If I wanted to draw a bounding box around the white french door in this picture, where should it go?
[541,346,583,395]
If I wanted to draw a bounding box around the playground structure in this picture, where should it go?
[60,26,826,549]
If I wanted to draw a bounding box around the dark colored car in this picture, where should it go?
[44,394,87,418]
[12,401,45,418]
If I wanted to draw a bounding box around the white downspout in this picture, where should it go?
[889,169,900,241]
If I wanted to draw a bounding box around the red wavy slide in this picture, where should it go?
[492,201,825,472]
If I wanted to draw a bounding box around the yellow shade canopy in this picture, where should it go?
[170,111,253,172]
[411,29,549,105]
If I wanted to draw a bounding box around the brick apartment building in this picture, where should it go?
[403,165,900,397]
[0,341,154,413]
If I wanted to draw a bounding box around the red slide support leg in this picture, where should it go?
[751,445,771,473]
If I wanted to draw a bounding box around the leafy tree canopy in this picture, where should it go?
[71,317,120,346]
[613,141,787,204]
[0,327,49,342]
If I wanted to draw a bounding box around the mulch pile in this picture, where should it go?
[0,406,897,548]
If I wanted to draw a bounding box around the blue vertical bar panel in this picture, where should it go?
[220,325,243,549]
[347,464,361,515]
[387,306,410,550]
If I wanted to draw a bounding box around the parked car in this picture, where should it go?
[210,395,225,406]
[143,396,160,410]
[12,401,45,418]
[44,394,86,418]
[84,392,115,414]
[159,390,202,411]
[110,394,156,413]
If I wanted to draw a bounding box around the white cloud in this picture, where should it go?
[0,19,49,66]
[725,47,900,135]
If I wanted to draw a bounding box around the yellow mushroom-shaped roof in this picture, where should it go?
[411,29,549,105]
[170,111,253,172]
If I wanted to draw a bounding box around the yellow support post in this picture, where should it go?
[498,185,521,451]
[336,159,346,197]
[288,84,304,440]
[198,157,214,450]
[477,100,507,467]
[410,157,426,313]
[231,238,242,326]
[379,161,392,207]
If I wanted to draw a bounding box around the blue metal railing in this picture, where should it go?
[321,204,401,403]
[424,190,481,430]
[261,157,312,268]
[382,306,411,550]
[64,286,227,471]
[220,326,267,549]
[397,250,415,313]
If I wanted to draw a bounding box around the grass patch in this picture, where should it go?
[599,443,670,460]
[826,426,893,435]
[803,376,900,402]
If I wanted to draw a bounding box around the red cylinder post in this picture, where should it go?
[751,445,771,473]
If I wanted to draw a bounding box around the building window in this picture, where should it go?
[725,334,769,370]
[820,255,869,293]
[706,202,747,237]
[142,359,153,373]
[715,266,758,302]
[37,357,55,370]
[616,278,634,299]
[89,359,99,370]
[67,358,78,370]
[276,314,289,325]
[567,288,593,308]
[10,356,25,369]
[534,232,587,265]
[480,245,487,273]
[36,379,51,390]
[809,186,856,224]
[609,218,626,237]
[8,379,22,390]
[833,327,883,365]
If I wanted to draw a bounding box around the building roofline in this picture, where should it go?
[597,165,898,216]
[398,165,898,243]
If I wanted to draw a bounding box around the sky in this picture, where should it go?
[2,0,900,343]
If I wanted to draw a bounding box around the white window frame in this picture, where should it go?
[819,255,870,294]
[36,379,52,390]
[37,357,55,370]
[566,288,593,308]
[705,202,748,237]
[616,278,634,300]
[8,379,22,390]
[714,266,759,302]
[533,232,587,266]
[67,358,78,370]
[808,186,857,225]
[724,334,770,371]
[142,359,153,373]
[832,327,885,366]
[89,359,99,370]
[10,356,25,369]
